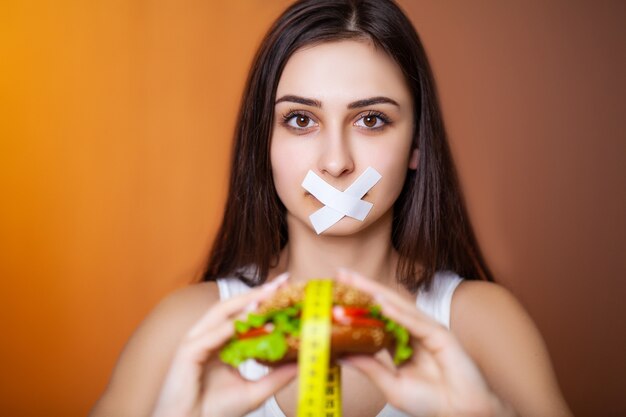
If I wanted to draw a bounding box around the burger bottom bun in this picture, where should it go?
[256,324,393,366]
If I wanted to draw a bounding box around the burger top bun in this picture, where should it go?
[257,281,373,314]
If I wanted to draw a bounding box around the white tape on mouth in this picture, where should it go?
[301,167,382,234]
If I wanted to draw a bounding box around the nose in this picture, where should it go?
[317,130,354,178]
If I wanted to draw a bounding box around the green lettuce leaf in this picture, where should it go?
[369,305,413,365]
[219,331,288,367]
[221,303,303,367]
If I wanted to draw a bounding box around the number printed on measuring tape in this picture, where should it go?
[325,364,341,416]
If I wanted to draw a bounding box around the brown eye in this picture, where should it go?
[355,112,389,129]
[283,112,317,130]
[296,115,310,127]
[363,115,377,127]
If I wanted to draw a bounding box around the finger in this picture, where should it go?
[158,320,238,407]
[336,268,424,316]
[243,363,299,410]
[178,320,236,365]
[187,273,290,339]
[336,268,442,330]
[375,293,458,354]
[383,299,482,383]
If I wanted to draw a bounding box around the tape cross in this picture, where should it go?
[301,167,382,234]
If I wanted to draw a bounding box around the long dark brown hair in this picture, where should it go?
[201,0,493,293]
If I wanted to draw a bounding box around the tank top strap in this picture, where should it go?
[415,271,463,329]
[216,276,254,299]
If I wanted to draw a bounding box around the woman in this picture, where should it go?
[90,1,572,416]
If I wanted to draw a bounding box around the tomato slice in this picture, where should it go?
[238,324,272,339]
[332,306,384,327]
[340,306,370,317]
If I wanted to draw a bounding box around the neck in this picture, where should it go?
[275,211,400,288]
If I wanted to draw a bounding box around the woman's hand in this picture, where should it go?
[150,274,297,417]
[335,269,517,417]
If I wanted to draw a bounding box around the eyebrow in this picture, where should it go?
[275,95,322,108]
[275,95,399,109]
[347,96,399,109]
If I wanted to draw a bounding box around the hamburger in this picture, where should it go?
[219,281,413,367]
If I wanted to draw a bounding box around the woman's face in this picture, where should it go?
[271,40,417,236]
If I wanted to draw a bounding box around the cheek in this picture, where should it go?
[376,160,409,202]
[270,150,290,201]
[360,141,412,203]
[270,138,313,202]
[364,141,412,177]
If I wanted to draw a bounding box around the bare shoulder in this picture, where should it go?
[450,281,542,375]
[123,281,222,359]
[148,280,221,327]
[451,280,533,339]
[450,280,572,417]
[89,281,221,417]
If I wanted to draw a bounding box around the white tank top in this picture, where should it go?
[216,271,463,417]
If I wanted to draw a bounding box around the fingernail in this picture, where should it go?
[244,300,259,313]
[263,272,290,292]
[275,272,290,285]
[336,268,351,280]
[374,293,386,304]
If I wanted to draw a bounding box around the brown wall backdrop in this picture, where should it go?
[1,1,624,416]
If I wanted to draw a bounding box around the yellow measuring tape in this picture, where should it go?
[297,279,342,417]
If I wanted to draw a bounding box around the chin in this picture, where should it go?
[310,216,375,237]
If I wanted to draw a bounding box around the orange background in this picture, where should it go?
[1,1,624,416]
